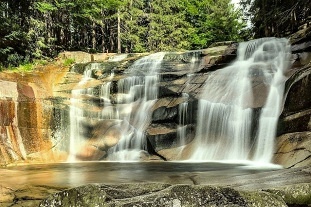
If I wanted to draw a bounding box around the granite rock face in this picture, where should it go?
[0,65,70,165]
[0,28,311,165]
[38,182,311,207]
[274,26,311,168]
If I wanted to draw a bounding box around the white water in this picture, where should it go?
[189,38,291,162]
[107,52,166,161]
[68,60,119,162]
[177,53,200,146]
[68,52,166,162]
[178,97,189,146]
[67,62,99,162]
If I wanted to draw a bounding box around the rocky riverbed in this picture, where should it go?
[0,164,310,206]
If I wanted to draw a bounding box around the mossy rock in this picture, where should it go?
[39,183,301,207]
[265,183,311,205]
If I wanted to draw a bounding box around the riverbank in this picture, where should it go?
[0,163,310,206]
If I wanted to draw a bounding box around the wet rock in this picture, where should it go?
[278,109,311,135]
[0,185,68,207]
[283,66,311,115]
[146,123,179,152]
[151,98,181,122]
[74,120,125,160]
[0,185,15,203]
[274,132,311,168]
[290,26,311,51]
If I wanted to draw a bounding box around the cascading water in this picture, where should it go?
[108,52,165,161]
[176,52,200,155]
[189,38,291,163]
[68,63,99,162]
[68,53,165,162]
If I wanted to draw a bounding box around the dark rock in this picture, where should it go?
[39,183,292,207]
[283,65,311,115]
[146,123,179,152]
[290,26,311,48]
[278,109,311,135]
[151,98,184,122]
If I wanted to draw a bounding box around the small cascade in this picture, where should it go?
[68,63,99,162]
[189,38,291,163]
[108,52,165,161]
[177,93,189,146]
[100,82,111,103]
[67,62,117,162]
[177,52,199,148]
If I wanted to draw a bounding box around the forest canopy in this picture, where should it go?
[1,0,310,68]
[240,0,311,37]
[0,0,245,68]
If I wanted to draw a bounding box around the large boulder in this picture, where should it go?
[39,184,289,207]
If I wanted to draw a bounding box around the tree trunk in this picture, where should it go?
[92,21,96,50]
[101,10,106,53]
[117,9,121,53]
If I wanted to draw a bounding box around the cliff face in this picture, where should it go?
[0,28,310,166]
[0,65,68,165]
[274,26,311,168]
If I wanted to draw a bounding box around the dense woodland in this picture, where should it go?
[0,0,245,68]
[240,0,311,37]
[0,0,310,68]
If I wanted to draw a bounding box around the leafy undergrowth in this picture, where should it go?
[0,57,75,73]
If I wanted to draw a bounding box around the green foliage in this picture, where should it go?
[35,2,57,13]
[240,0,311,37]
[8,63,34,73]
[0,0,250,69]
[63,58,75,66]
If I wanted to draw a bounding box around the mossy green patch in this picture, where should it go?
[265,183,311,205]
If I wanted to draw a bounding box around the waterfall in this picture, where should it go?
[189,38,291,163]
[68,53,165,162]
[68,63,100,162]
[108,52,165,161]
[176,52,200,155]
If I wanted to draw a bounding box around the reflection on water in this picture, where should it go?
[0,162,281,188]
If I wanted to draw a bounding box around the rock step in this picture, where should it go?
[146,123,195,153]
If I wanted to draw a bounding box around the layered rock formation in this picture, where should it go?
[51,44,238,161]
[274,26,311,168]
[0,65,69,165]
[0,27,310,166]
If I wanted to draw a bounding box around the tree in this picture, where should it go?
[0,0,249,68]
[146,0,192,51]
[185,0,245,49]
[240,0,311,37]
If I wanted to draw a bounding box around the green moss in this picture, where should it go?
[63,58,75,66]
[10,63,34,72]
[266,183,311,205]
[240,190,287,207]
